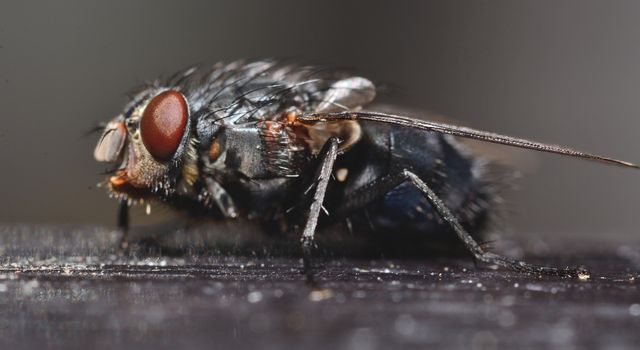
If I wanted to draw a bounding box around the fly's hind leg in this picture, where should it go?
[117,198,130,250]
[334,169,586,278]
[299,137,339,285]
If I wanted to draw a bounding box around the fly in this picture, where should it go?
[93,59,638,284]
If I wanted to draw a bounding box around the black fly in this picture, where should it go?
[93,60,638,284]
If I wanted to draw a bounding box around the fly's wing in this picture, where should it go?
[169,60,376,125]
[366,103,538,170]
[298,111,639,169]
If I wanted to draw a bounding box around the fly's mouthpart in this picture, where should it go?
[107,170,134,197]
[106,168,161,201]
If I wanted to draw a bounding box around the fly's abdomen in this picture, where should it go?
[379,128,492,234]
[335,123,494,237]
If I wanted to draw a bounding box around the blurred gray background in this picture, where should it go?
[1,0,640,246]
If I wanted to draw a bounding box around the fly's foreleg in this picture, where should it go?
[335,169,586,278]
[300,137,339,285]
[117,198,130,250]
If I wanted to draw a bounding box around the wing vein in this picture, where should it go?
[299,111,639,169]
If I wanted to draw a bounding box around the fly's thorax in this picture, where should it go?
[94,87,198,200]
[200,120,310,180]
[199,113,364,183]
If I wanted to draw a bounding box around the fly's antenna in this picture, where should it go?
[299,111,639,169]
[81,122,107,139]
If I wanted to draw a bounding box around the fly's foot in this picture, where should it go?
[302,241,318,287]
[478,252,591,279]
[117,229,130,253]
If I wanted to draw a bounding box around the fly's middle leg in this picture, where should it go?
[299,137,339,285]
[334,169,587,278]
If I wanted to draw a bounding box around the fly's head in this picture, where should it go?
[94,88,198,201]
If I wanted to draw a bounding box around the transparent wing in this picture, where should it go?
[363,103,537,169]
[298,111,639,169]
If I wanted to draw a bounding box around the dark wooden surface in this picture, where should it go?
[0,225,639,350]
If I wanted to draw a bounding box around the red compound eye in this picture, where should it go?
[140,90,188,161]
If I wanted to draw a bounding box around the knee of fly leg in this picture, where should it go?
[400,169,420,183]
